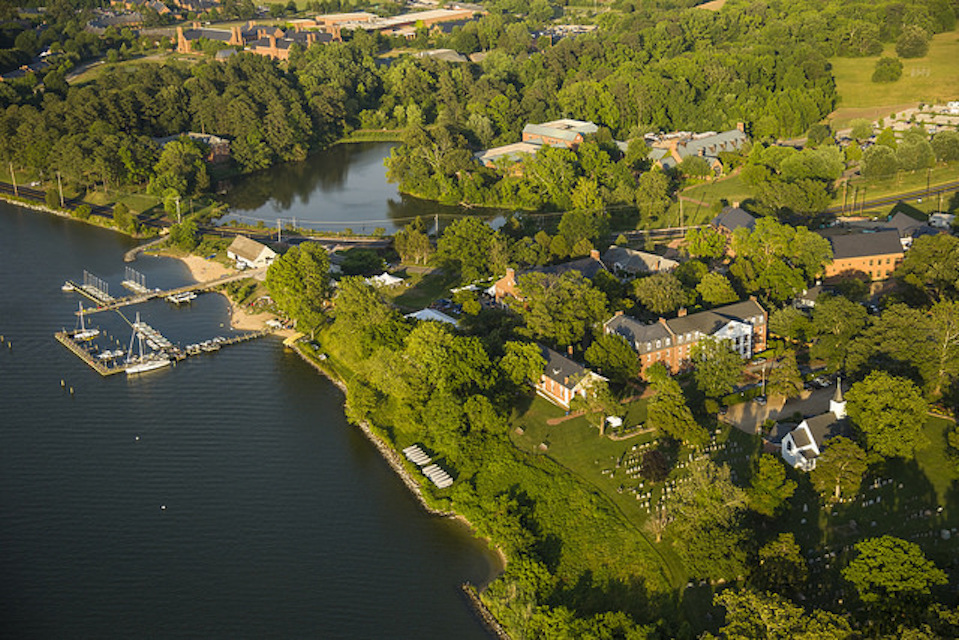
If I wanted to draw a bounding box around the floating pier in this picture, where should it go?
[56,328,270,376]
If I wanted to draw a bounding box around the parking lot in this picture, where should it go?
[723,385,840,435]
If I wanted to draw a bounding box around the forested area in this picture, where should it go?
[264,208,959,638]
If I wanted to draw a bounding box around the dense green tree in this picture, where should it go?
[846,371,928,458]
[499,341,546,387]
[872,57,903,83]
[632,272,690,315]
[511,271,608,348]
[696,272,739,307]
[685,226,726,260]
[265,242,332,332]
[394,216,433,265]
[931,130,959,162]
[690,337,743,398]
[339,248,383,276]
[331,276,408,358]
[768,306,810,343]
[148,137,208,197]
[404,322,492,400]
[112,202,134,232]
[896,26,930,58]
[168,219,199,251]
[747,454,797,517]
[570,378,618,436]
[895,234,959,302]
[585,333,640,384]
[646,363,708,445]
[668,459,748,579]
[861,145,899,179]
[767,350,803,399]
[635,170,672,226]
[843,536,947,624]
[438,217,506,283]
[810,296,869,370]
[712,589,853,640]
[753,533,808,595]
[810,436,867,502]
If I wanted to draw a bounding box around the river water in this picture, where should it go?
[220,142,506,233]
[0,203,499,638]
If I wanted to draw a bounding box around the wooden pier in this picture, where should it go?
[56,329,271,376]
[55,331,126,376]
[74,267,267,316]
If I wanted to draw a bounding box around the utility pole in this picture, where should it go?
[9,162,17,197]
[277,218,282,243]
[434,213,439,237]
[175,197,181,224]
[679,197,684,234]
[57,171,64,208]
[841,180,847,215]
[860,185,866,217]
[926,168,931,200]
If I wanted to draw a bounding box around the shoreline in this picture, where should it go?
[289,343,510,637]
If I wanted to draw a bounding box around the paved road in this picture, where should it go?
[725,386,837,435]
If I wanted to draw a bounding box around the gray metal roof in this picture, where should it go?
[540,345,589,390]
[712,206,756,233]
[667,299,765,338]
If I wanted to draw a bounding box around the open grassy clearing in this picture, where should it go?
[829,32,959,126]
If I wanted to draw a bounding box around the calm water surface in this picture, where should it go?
[0,202,499,638]
[220,142,507,233]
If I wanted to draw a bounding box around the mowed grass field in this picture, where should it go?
[829,31,959,126]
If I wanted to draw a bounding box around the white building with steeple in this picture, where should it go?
[780,381,847,472]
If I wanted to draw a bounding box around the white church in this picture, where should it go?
[780,383,847,472]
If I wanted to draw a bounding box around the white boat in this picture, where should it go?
[166,291,197,304]
[125,312,170,375]
[71,301,100,341]
[61,281,75,292]
[126,356,171,374]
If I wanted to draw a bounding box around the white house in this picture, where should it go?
[227,235,277,269]
[780,383,847,471]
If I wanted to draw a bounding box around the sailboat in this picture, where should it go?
[125,312,171,375]
[71,301,100,341]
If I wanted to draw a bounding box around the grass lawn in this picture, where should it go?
[677,174,749,218]
[387,267,462,311]
[829,32,959,126]
[847,161,959,215]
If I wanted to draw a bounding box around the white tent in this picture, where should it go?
[367,272,405,287]
[404,308,458,325]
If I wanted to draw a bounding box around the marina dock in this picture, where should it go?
[56,328,271,376]
[69,267,267,316]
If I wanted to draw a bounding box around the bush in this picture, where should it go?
[73,204,91,220]
[896,26,930,58]
[45,189,59,209]
[871,57,903,83]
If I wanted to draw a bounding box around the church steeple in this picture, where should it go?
[830,377,847,419]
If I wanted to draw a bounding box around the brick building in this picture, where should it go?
[822,230,904,282]
[492,250,607,304]
[535,346,606,409]
[604,299,767,378]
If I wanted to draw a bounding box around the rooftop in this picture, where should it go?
[826,230,904,259]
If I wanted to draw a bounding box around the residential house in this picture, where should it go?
[404,308,458,325]
[227,235,277,269]
[793,285,823,311]
[601,245,679,276]
[604,298,767,377]
[647,125,748,174]
[778,383,847,471]
[247,30,331,60]
[536,345,606,409]
[493,250,607,303]
[711,206,757,237]
[929,212,955,230]
[521,119,599,149]
[155,132,230,163]
[821,230,904,282]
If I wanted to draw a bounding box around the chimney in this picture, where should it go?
[615,310,624,317]
[269,35,276,50]
[658,317,667,326]
[678,308,687,317]
[564,376,569,385]
[736,121,745,133]
[748,295,757,302]
[567,345,573,356]
[506,267,515,281]
[590,248,600,260]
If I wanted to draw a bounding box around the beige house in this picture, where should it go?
[227,236,276,269]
